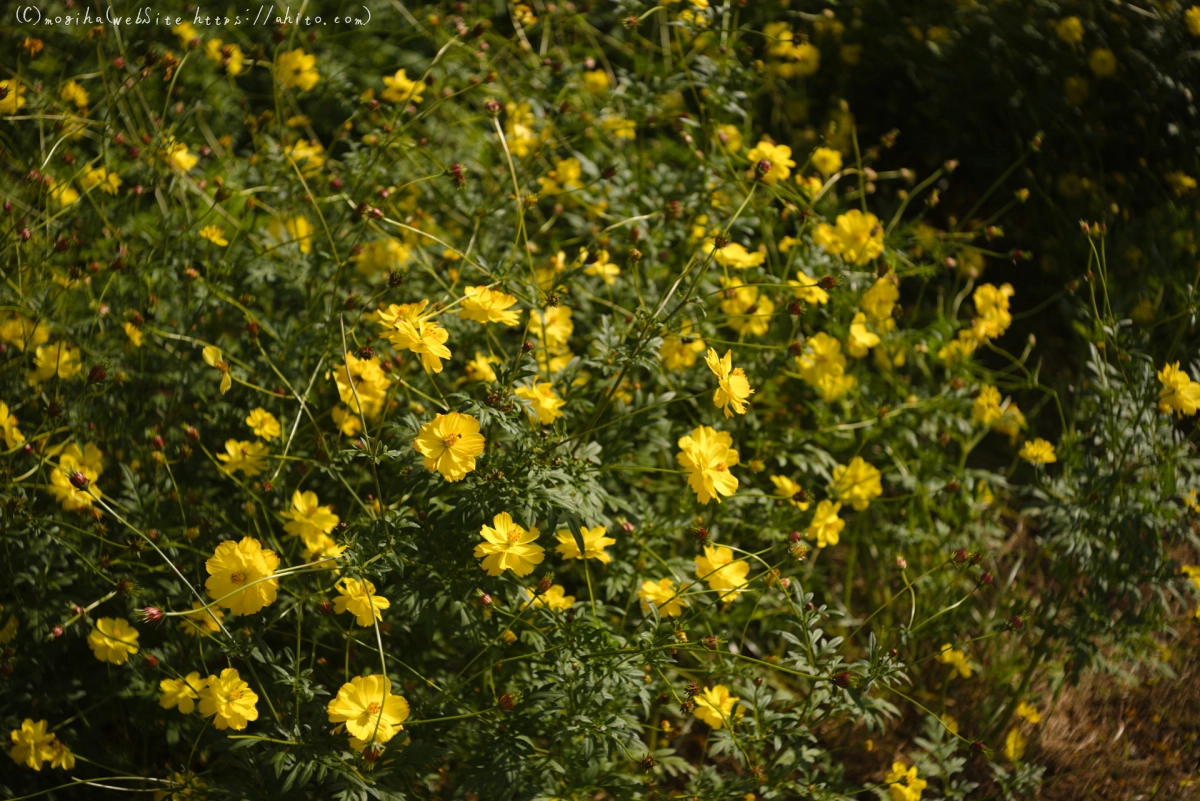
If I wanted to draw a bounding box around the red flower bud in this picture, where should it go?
[954,549,968,564]
[499,693,515,711]
[51,625,64,638]
[143,654,159,669]
[141,607,163,623]
[69,472,89,490]
[480,593,493,607]
[621,521,635,533]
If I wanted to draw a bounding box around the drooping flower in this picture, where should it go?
[1019,438,1057,465]
[0,314,50,351]
[198,668,259,730]
[202,345,233,395]
[937,644,972,678]
[327,674,409,750]
[746,140,795,184]
[333,578,391,627]
[276,48,319,90]
[464,352,500,382]
[413,412,486,482]
[515,382,567,424]
[555,525,616,564]
[695,544,750,601]
[244,408,281,440]
[164,141,198,172]
[677,426,740,504]
[178,601,224,637]
[284,139,325,175]
[205,537,280,616]
[8,719,55,771]
[459,286,520,326]
[160,672,208,715]
[46,738,74,771]
[1158,362,1200,415]
[660,322,707,370]
[382,68,424,104]
[638,578,689,617]
[216,439,270,477]
[813,210,885,265]
[770,475,811,509]
[474,512,545,577]
[830,457,883,510]
[806,500,845,548]
[706,349,753,418]
[693,684,741,729]
[88,617,140,664]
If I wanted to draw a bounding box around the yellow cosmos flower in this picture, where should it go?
[746,140,795,184]
[1019,438,1057,465]
[216,439,270,477]
[27,342,82,385]
[47,737,74,771]
[160,672,208,715]
[205,537,280,615]
[583,69,611,94]
[333,578,391,626]
[969,282,1015,342]
[845,312,881,358]
[937,644,972,678]
[205,39,247,75]
[638,578,689,617]
[706,241,766,270]
[285,139,325,175]
[465,352,500,382]
[80,166,122,195]
[695,544,750,601]
[355,238,411,276]
[789,271,830,306]
[706,348,753,418]
[179,601,224,637]
[0,314,50,352]
[1004,726,1027,762]
[1054,16,1084,44]
[281,489,340,548]
[719,277,775,337]
[382,68,424,104]
[807,499,845,547]
[1,401,26,450]
[660,322,707,370]
[715,124,743,152]
[199,668,259,730]
[276,48,319,90]
[202,345,232,395]
[267,215,314,254]
[583,250,621,285]
[538,158,584,195]
[1089,47,1117,77]
[814,210,885,265]
[164,141,198,172]
[59,80,89,109]
[1158,362,1200,415]
[123,322,143,348]
[885,762,928,801]
[413,412,486,482]
[0,79,27,114]
[474,512,545,577]
[677,425,740,504]
[49,443,104,511]
[244,408,281,440]
[459,286,520,326]
[770,475,810,509]
[384,317,451,373]
[515,381,566,424]
[973,386,1003,425]
[602,116,637,140]
[1188,6,1200,35]
[1016,701,1041,724]
[327,674,409,750]
[694,684,741,729]
[527,584,575,611]
[9,719,56,771]
[333,352,393,427]
[830,456,882,510]
[531,305,574,348]
[810,146,843,175]
[88,617,139,664]
[555,525,616,563]
[199,225,228,246]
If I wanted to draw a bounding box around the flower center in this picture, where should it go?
[443,432,461,448]
[229,689,243,701]
[714,463,727,472]
[505,529,522,544]
[367,701,382,715]
[229,571,245,584]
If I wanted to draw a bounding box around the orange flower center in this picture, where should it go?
[443,432,461,448]
[367,701,382,715]
[229,571,245,584]
[229,688,244,700]
[505,528,522,544]
[714,463,727,472]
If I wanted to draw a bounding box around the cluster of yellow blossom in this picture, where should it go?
[8,719,75,771]
[814,210,885,266]
[282,489,345,562]
[885,762,927,801]
[938,283,1015,363]
[937,643,972,678]
[677,425,740,504]
[48,442,104,511]
[205,537,280,616]
[706,348,754,418]
[795,332,856,401]
[413,412,486,482]
[693,684,742,729]
[1158,362,1200,416]
[327,674,410,752]
[637,577,690,616]
[762,22,821,79]
[332,350,393,436]
[334,578,392,626]
[88,616,139,664]
[720,277,775,337]
[695,544,750,601]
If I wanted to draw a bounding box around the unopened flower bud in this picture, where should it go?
[499,693,515,711]
[480,593,493,607]
[954,549,968,564]
[140,607,163,623]
[819,275,836,290]
[981,571,994,585]
[755,159,772,177]
[536,576,553,594]
[701,636,718,650]
[621,521,635,533]
[51,625,64,638]
[143,654,159,669]
[69,472,89,490]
